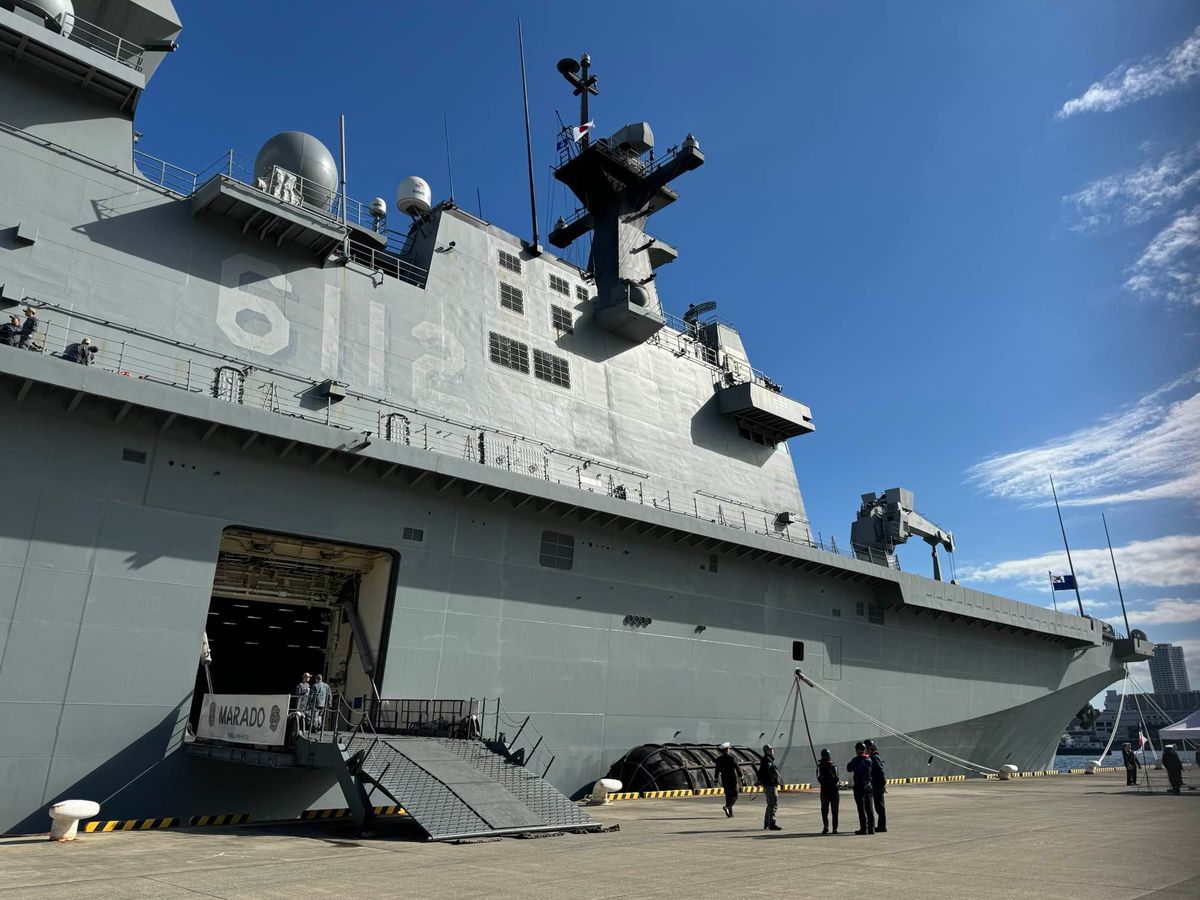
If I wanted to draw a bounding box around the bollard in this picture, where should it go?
[48,800,100,841]
[997,764,1019,781]
[586,778,624,806]
[1084,760,1101,774]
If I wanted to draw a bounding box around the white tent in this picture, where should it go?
[1159,708,1200,742]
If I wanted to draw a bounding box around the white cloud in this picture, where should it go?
[1124,205,1200,306]
[1065,143,1200,231]
[1124,597,1200,626]
[957,534,1200,591]
[967,369,1200,506]
[1057,26,1200,118]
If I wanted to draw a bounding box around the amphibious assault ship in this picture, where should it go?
[0,1,1151,835]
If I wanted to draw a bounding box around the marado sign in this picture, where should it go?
[197,694,289,746]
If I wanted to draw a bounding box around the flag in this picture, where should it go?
[1051,574,1077,591]
[570,121,595,143]
[1137,731,1147,749]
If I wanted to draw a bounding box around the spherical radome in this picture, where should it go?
[28,0,75,36]
[254,132,338,209]
[396,176,432,217]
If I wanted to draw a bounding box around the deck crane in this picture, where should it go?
[850,488,955,581]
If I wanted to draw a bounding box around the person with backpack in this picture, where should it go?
[817,748,840,834]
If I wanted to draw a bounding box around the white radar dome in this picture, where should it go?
[254,132,338,210]
[25,0,74,36]
[369,197,387,218]
[397,176,432,217]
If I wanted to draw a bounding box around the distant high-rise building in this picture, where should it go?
[1149,643,1191,694]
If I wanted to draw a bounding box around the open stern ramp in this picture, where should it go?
[340,736,598,841]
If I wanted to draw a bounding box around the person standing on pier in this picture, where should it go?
[865,739,887,832]
[1161,745,1183,795]
[715,742,740,817]
[758,745,782,830]
[1122,743,1141,786]
[847,742,875,835]
[817,748,840,834]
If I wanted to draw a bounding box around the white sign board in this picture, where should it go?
[197,694,289,746]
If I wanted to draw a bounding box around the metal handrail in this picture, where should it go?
[11,310,901,571]
[56,13,146,72]
[132,148,386,234]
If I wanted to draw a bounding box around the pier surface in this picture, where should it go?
[1,772,1195,899]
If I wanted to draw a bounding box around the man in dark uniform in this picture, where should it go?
[847,741,875,835]
[1121,743,1140,785]
[817,748,840,835]
[865,739,887,832]
[1161,744,1183,795]
[16,306,38,349]
[758,744,782,830]
[0,314,20,346]
[64,337,96,364]
[714,742,740,817]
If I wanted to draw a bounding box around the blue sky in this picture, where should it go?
[145,2,1199,693]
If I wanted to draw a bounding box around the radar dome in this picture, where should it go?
[254,132,338,209]
[25,0,74,36]
[397,176,432,217]
[369,197,387,219]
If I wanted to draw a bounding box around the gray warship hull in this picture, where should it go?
[0,1,1145,834]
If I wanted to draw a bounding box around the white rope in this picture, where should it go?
[795,671,998,774]
[1095,667,1128,761]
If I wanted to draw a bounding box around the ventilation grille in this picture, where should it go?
[489,332,530,374]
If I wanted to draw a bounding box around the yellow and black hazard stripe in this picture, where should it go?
[373,805,408,816]
[780,783,812,791]
[188,813,252,827]
[693,787,724,797]
[606,791,641,801]
[301,808,352,820]
[83,817,177,833]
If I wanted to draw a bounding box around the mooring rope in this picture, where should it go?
[794,670,999,774]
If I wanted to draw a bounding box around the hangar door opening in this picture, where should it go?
[191,528,396,726]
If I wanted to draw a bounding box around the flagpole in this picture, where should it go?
[1102,513,1131,638]
[1049,475,1085,617]
[1047,570,1057,612]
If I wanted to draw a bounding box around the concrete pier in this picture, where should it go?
[0,772,1194,899]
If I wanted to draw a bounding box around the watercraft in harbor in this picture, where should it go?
[0,0,1152,834]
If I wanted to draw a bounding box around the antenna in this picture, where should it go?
[683,301,718,324]
[1102,513,1131,637]
[338,114,348,254]
[443,113,455,204]
[556,52,598,147]
[1049,475,1085,617]
[518,19,541,253]
[476,187,483,220]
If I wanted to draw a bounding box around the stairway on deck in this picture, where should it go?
[327,735,597,841]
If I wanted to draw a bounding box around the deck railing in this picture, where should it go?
[8,309,899,571]
[56,13,147,72]
[133,148,387,234]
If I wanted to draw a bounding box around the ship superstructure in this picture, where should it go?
[0,0,1150,834]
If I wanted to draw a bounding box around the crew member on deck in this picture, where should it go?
[847,742,875,835]
[0,314,19,346]
[865,739,887,832]
[309,673,330,731]
[714,742,740,817]
[64,337,96,365]
[758,745,782,830]
[817,748,840,835]
[16,306,38,349]
[1122,743,1141,785]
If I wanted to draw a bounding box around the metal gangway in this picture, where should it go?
[293,697,599,841]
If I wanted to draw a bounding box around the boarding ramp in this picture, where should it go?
[297,698,598,841]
